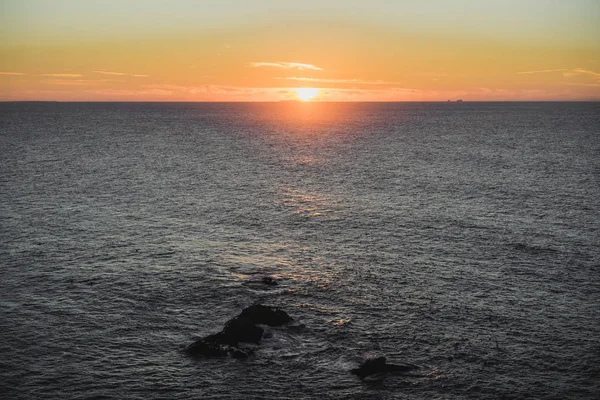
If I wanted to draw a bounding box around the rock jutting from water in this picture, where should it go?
[351,356,420,379]
[184,305,293,358]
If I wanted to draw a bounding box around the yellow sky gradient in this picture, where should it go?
[1,1,599,101]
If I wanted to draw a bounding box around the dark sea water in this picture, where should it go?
[1,102,599,399]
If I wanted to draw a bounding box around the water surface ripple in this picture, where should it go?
[1,102,599,399]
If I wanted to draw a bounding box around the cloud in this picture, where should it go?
[517,69,567,74]
[91,88,173,97]
[562,68,600,87]
[145,83,281,96]
[92,70,149,78]
[276,77,404,85]
[0,72,25,75]
[44,79,111,85]
[563,68,600,78]
[519,67,600,84]
[42,73,83,78]
[92,70,127,76]
[83,84,294,101]
[562,82,600,87]
[250,62,323,71]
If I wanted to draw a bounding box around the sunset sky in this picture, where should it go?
[1,0,599,101]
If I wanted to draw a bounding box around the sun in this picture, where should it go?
[294,88,319,101]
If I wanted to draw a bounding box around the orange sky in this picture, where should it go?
[1,1,599,101]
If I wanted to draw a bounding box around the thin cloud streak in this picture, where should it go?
[519,67,600,84]
[42,73,83,78]
[562,82,600,87]
[565,68,600,78]
[93,70,127,76]
[0,72,25,75]
[44,79,111,86]
[86,84,292,101]
[144,83,285,95]
[276,77,404,85]
[517,67,600,79]
[517,69,567,74]
[92,71,149,77]
[250,62,323,71]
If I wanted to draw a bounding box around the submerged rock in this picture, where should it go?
[351,356,420,379]
[261,276,278,286]
[185,305,292,358]
[229,347,254,359]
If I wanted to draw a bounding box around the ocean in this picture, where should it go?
[1,102,599,399]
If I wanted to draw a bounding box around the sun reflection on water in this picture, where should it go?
[277,186,336,218]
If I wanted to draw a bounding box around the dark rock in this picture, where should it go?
[185,333,230,357]
[351,356,387,378]
[185,304,292,359]
[262,276,278,286]
[223,316,264,344]
[238,304,292,326]
[351,356,420,379]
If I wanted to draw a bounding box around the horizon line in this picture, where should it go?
[2,100,600,103]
